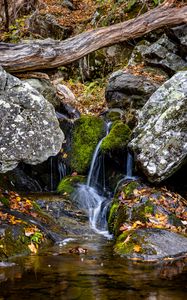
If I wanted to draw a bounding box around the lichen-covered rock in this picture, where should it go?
[105,71,159,110]
[108,181,187,261]
[170,24,187,50]
[24,78,61,108]
[143,34,187,74]
[129,71,187,183]
[0,66,64,172]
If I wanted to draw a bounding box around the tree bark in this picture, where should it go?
[0,2,186,72]
[3,0,9,31]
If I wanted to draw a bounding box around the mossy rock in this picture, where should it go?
[0,225,31,260]
[122,181,140,197]
[100,121,131,153]
[57,175,85,195]
[114,229,157,257]
[71,115,105,174]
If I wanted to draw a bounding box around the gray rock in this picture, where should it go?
[0,66,64,172]
[24,78,61,108]
[129,71,187,182]
[171,24,187,48]
[28,13,72,40]
[128,40,151,66]
[105,71,159,110]
[62,0,75,10]
[143,34,187,74]
[128,229,187,261]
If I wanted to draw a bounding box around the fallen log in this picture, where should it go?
[0,1,186,72]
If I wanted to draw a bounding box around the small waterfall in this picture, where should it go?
[73,122,112,238]
[114,152,136,194]
[86,138,104,187]
[58,160,67,181]
[87,122,111,188]
[126,152,133,178]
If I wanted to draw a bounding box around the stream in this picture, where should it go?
[0,123,187,299]
[0,232,187,300]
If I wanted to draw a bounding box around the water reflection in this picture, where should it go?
[0,235,187,300]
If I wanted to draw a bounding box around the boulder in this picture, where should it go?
[129,71,187,183]
[143,34,187,74]
[23,78,61,108]
[27,13,72,40]
[105,71,158,110]
[0,66,64,172]
[170,24,187,53]
[109,181,187,261]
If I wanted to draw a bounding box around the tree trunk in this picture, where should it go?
[3,0,9,31]
[0,2,186,72]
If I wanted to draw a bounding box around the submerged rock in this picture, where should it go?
[108,181,187,261]
[0,66,64,172]
[129,71,187,183]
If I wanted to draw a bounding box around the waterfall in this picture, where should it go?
[58,160,67,181]
[126,152,133,178]
[87,122,111,188]
[73,122,112,238]
[114,152,136,194]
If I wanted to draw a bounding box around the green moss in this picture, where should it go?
[108,202,119,232]
[101,121,131,153]
[0,197,10,207]
[144,205,154,215]
[57,175,85,194]
[106,111,122,122]
[114,238,134,255]
[122,181,139,197]
[108,200,128,237]
[131,201,155,223]
[0,227,30,260]
[71,116,104,173]
[114,229,157,256]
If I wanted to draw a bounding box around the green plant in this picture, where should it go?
[31,231,43,245]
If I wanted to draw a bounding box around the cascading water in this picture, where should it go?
[58,160,67,181]
[73,122,112,238]
[114,151,136,194]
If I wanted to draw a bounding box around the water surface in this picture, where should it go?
[0,234,187,300]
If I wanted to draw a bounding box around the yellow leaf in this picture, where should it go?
[132,220,144,229]
[28,243,37,254]
[133,245,141,252]
[63,153,68,159]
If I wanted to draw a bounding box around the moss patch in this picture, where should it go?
[122,181,139,197]
[71,116,105,174]
[57,175,85,195]
[101,121,131,153]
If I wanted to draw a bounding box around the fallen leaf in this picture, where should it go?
[133,245,141,252]
[28,242,37,254]
[123,235,131,244]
